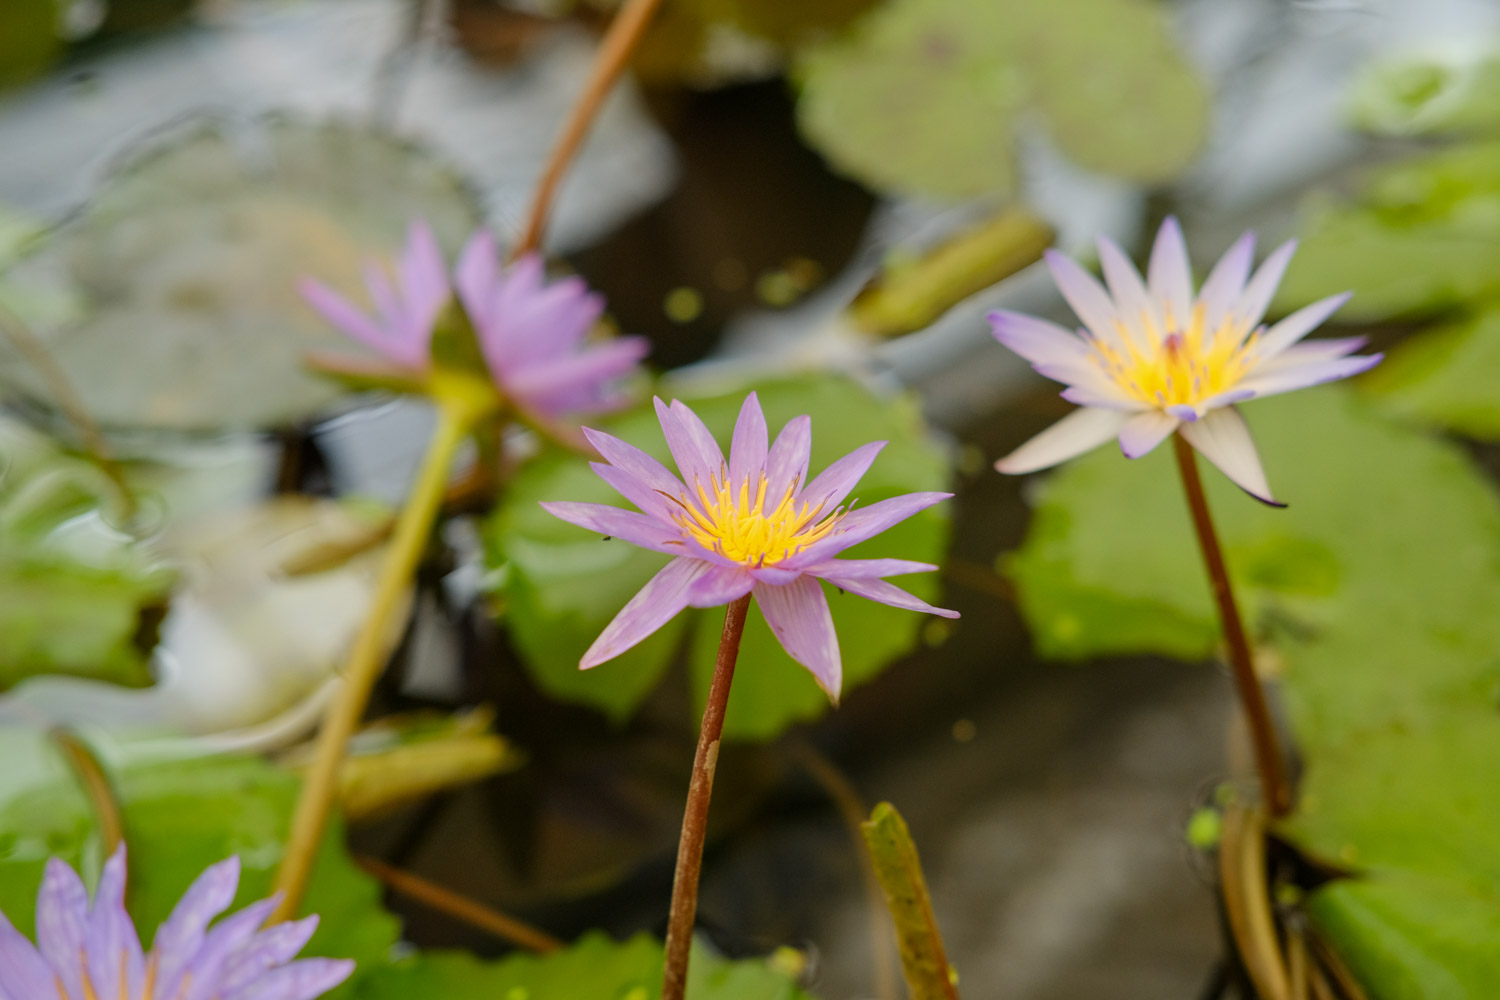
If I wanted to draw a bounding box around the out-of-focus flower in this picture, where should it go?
[990,218,1381,505]
[0,849,353,1000]
[300,223,647,428]
[540,392,957,701]
[300,220,448,371]
[454,232,648,427]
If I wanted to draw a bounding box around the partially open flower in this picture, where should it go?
[541,392,957,701]
[990,218,1381,505]
[0,849,353,1000]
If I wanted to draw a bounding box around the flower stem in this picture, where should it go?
[271,401,475,922]
[1172,434,1292,818]
[513,0,665,257]
[661,593,751,1000]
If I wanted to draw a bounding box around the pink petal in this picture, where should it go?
[764,414,812,499]
[581,558,710,668]
[782,492,952,568]
[1253,293,1353,361]
[754,576,841,702]
[1118,410,1179,459]
[685,564,755,608]
[987,310,1092,366]
[1237,353,1383,399]
[184,899,279,1000]
[1147,217,1194,329]
[1044,249,1126,349]
[455,230,502,333]
[36,858,88,1000]
[298,280,399,359]
[87,848,144,1000]
[222,958,355,1000]
[800,558,938,579]
[1198,232,1256,331]
[1258,335,1368,372]
[219,917,320,996]
[583,427,681,496]
[0,909,53,1000]
[728,392,769,488]
[539,501,685,554]
[798,441,884,514]
[995,407,1129,475]
[655,398,726,492]
[1059,384,1148,410]
[506,338,647,412]
[152,857,240,1000]
[1234,239,1296,330]
[823,574,959,619]
[1178,406,1283,507]
[397,220,450,334]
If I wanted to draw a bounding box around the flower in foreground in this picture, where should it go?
[0,849,353,1000]
[540,392,959,700]
[300,221,647,424]
[989,218,1381,505]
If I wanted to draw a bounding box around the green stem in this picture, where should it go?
[661,594,751,1000]
[271,400,476,922]
[1172,434,1292,818]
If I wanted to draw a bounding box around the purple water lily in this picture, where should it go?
[300,222,647,425]
[989,218,1382,504]
[0,849,353,1000]
[541,392,958,700]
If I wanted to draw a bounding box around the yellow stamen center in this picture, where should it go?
[667,469,842,566]
[1091,302,1257,409]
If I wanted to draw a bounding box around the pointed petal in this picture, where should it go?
[583,427,681,496]
[539,501,684,554]
[823,574,959,619]
[152,857,240,1000]
[221,959,355,1000]
[454,230,501,333]
[506,338,647,411]
[1148,217,1194,328]
[0,909,56,1000]
[685,564,755,608]
[799,558,937,580]
[654,398,725,492]
[87,848,144,1000]
[754,577,841,702]
[1234,239,1296,330]
[1258,335,1368,372]
[36,858,89,1000]
[397,219,449,334]
[1098,236,1162,349]
[1118,410,1179,459]
[799,441,884,514]
[987,310,1092,366]
[298,280,400,361]
[765,414,812,499]
[1198,232,1256,330]
[1044,250,1125,348]
[728,392,769,487]
[1059,384,1148,410]
[1254,293,1352,360]
[1178,407,1283,507]
[589,462,680,523]
[581,558,709,668]
[219,917,320,996]
[184,899,280,1000]
[783,492,952,568]
[1237,353,1382,398]
[995,407,1128,475]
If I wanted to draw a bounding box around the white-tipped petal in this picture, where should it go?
[1178,407,1283,507]
[1237,354,1383,399]
[996,407,1128,475]
[1097,237,1162,349]
[1254,293,1353,360]
[1118,410,1179,459]
[1257,336,1368,373]
[987,310,1091,366]
[1234,239,1297,330]
[1148,217,1194,327]
[1198,232,1256,331]
[1044,250,1125,349]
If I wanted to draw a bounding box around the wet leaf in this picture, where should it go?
[486,376,952,739]
[794,0,1208,199]
[353,931,816,1000]
[0,118,481,432]
[1005,387,1500,995]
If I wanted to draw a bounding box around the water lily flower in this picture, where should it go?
[990,218,1381,505]
[0,849,353,1000]
[540,392,958,701]
[300,222,647,425]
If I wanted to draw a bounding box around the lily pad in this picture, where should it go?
[1361,306,1500,440]
[1350,47,1500,138]
[486,376,953,740]
[0,117,481,432]
[1273,140,1500,319]
[1005,387,1500,996]
[794,0,1208,199]
[355,932,815,1000]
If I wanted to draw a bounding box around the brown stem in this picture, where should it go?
[52,729,124,856]
[1172,434,1291,818]
[661,593,750,1000]
[512,0,664,258]
[355,855,562,953]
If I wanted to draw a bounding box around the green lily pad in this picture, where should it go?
[1005,387,1500,996]
[1350,47,1500,138]
[0,117,481,432]
[486,375,953,740]
[355,932,815,1000]
[793,0,1207,199]
[1273,140,1500,319]
[0,736,399,999]
[1361,306,1500,440]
